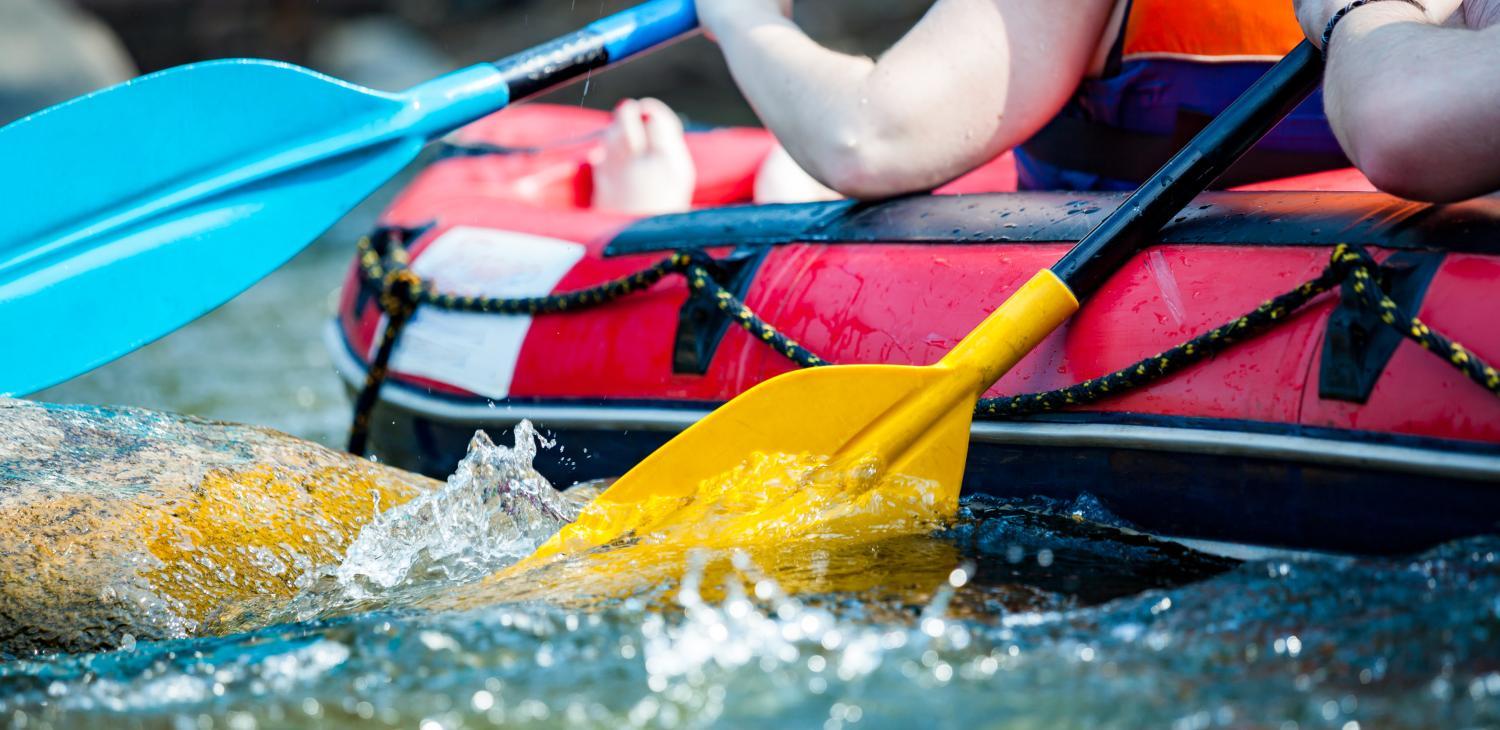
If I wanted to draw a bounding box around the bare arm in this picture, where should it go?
[1296,0,1500,201]
[698,0,1114,199]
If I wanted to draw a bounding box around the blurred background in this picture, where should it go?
[10,0,933,447]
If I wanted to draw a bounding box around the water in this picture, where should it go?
[4,427,1500,729]
[30,241,353,448]
[280,425,582,623]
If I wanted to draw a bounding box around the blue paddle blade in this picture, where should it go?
[0,0,700,396]
[0,59,508,395]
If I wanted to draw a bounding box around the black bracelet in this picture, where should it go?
[1322,0,1427,60]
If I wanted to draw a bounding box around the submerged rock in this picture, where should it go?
[0,398,438,657]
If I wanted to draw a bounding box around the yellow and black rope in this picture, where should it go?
[683,265,826,368]
[1340,248,1500,394]
[347,233,824,453]
[977,244,1498,416]
[357,234,689,315]
[347,234,1498,455]
[349,267,421,450]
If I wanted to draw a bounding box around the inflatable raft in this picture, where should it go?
[328,104,1500,555]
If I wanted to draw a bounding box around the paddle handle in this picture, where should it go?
[938,269,1078,387]
[492,0,699,100]
[938,41,1323,394]
[1050,40,1324,298]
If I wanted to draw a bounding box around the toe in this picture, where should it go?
[606,98,648,156]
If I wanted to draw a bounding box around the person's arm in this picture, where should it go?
[697,0,1114,199]
[1296,0,1500,202]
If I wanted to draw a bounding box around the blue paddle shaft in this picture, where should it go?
[592,0,701,59]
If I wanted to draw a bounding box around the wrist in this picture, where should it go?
[1323,0,1429,56]
[1340,0,1430,31]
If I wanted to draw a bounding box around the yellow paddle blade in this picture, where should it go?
[539,363,975,559]
[428,420,974,609]
[515,269,1080,574]
[465,369,976,605]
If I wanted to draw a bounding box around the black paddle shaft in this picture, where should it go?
[492,32,612,101]
[1051,41,1324,298]
[489,3,698,102]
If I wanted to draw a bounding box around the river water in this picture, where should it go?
[16,2,1499,726]
[28,179,395,450]
[3,421,1500,729]
[12,115,1500,730]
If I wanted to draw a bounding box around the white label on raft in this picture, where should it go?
[377,226,586,400]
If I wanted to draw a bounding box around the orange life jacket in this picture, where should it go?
[1117,0,1306,65]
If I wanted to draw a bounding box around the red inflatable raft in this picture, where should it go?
[329,104,1500,554]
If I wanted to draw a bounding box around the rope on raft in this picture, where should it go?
[981,243,1500,415]
[347,236,1500,455]
[347,230,822,454]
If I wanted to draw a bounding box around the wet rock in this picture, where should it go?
[0,398,438,657]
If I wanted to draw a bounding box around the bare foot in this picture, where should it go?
[590,98,696,215]
[753,143,841,204]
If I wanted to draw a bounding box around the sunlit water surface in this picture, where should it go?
[4,423,1500,729]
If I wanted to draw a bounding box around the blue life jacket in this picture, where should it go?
[1015,0,1348,191]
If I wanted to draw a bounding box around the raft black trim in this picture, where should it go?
[604,191,1500,256]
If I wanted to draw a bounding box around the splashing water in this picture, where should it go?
[428,449,955,610]
[6,427,1500,728]
[282,422,582,620]
[7,529,1500,728]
